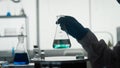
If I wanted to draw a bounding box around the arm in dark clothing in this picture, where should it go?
[78,29,115,68]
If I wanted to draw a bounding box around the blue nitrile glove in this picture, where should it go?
[57,16,88,41]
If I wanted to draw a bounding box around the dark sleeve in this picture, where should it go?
[113,41,120,59]
[112,41,120,67]
[78,29,115,68]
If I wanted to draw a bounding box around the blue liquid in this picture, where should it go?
[6,12,11,16]
[13,53,29,65]
[53,39,71,49]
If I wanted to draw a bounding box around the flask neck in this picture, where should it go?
[15,34,27,53]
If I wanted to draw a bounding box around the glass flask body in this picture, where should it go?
[13,34,29,65]
[53,24,71,49]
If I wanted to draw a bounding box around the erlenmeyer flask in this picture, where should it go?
[53,16,71,49]
[13,26,29,65]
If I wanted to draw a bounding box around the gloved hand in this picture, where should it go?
[57,15,88,41]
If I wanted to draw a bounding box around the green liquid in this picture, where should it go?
[53,39,71,49]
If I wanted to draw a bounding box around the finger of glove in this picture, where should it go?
[65,16,85,29]
[58,16,87,39]
[58,17,67,31]
[58,16,78,30]
[59,19,80,39]
[57,16,66,24]
[59,16,85,38]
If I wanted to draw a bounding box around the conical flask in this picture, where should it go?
[13,26,29,65]
[53,16,71,49]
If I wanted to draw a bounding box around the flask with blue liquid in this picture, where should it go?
[6,11,11,16]
[13,26,29,65]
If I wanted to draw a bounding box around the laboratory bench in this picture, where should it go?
[2,63,34,68]
[32,56,88,68]
[0,56,89,68]
[34,59,87,68]
[0,49,91,68]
